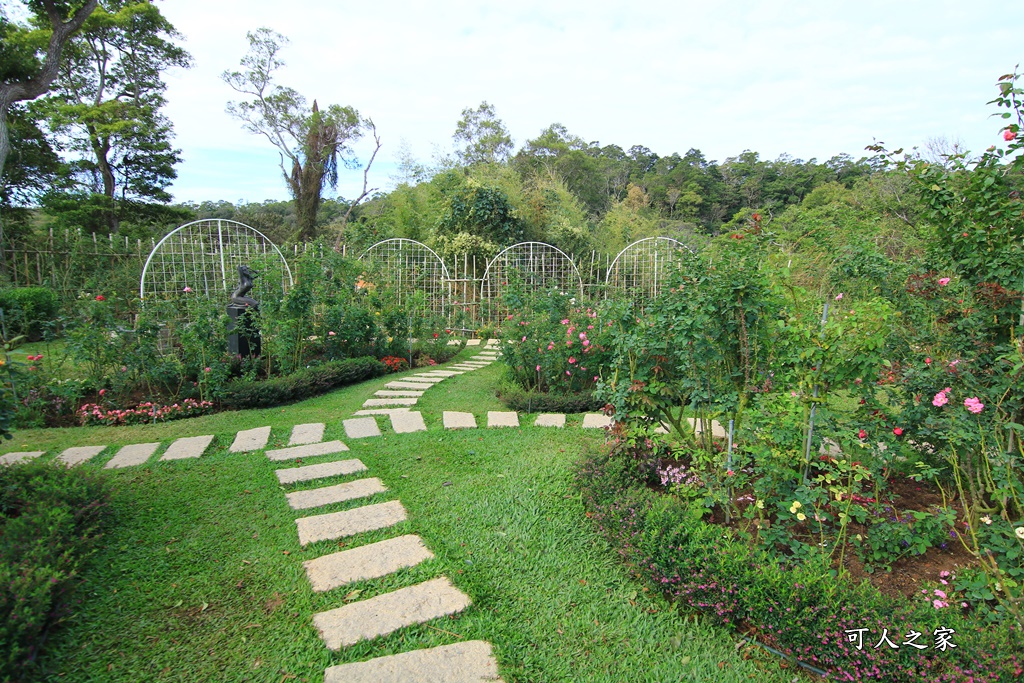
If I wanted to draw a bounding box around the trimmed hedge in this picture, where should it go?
[496,382,603,414]
[0,460,110,679]
[221,356,385,409]
[574,448,1020,682]
[0,287,58,341]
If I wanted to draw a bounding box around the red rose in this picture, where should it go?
[858,429,866,439]
[893,427,903,436]
[95,295,106,301]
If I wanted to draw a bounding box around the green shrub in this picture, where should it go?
[0,287,58,341]
[221,356,385,408]
[496,379,603,414]
[0,460,110,679]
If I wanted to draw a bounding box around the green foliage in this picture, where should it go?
[0,286,57,340]
[0,459,110,680]
[452,100,513,166]
[495,377,603,414]
[433,179,523,261]
[220,355,384,409]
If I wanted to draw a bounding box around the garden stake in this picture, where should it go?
[802,302,829,484]
[725,418,734,523]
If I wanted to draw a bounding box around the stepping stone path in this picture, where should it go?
[487,411,519,428]
[313,577,472,650]
[266,440,349,462]
[289,423,325,446]
[304,534,434,592]
[374,390,424,397]
[443,411,477,429]
[323,641,503,683]
[286,477,386,510]
[391,411,427,434]
[0,451,43,465]
[160,435,214,461]
[105,442,160,469]
[296,499,408,546]
[276,459,367,485]
[230,426,271,452]
[344,417,381,439]
[57,445,105,466]
[363,397,419,407]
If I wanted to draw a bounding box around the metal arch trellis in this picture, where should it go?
[605,237,691,300]
[140,219,293,301]
[359,238,450,318]
[480,242,583,320]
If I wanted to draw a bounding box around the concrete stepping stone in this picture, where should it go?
[57,445,105,466]
[324,640,501,683]
[687,417,726,438]
[466,339,481,346]
[446,339,461,346]
[486,339,499,345]
[582,413,613,429]
[344,417,381,439]
[286,477,386,510]
[276,459,367,485]
[410,374,445,382]
[374,390,424,397]
[448,365,478,370]
[419,370,462,376]
[160,435,214,461]
[313,576,471,650]
[443,411,477,429]
[229,426,271,452]
[104,443,159,469]
[390,411,426,434]
[487,411,519,428]
[296,499,407,546]
[386,381,439,390]
[266,440,348,462]
[289,423,325,446]
[0,451,44,466]
[304,534,434,592]
[354,408,411,416]
[534,413,565,428]
[363,397,419,407]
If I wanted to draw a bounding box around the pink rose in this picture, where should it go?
[858,429,867,439]
[183,286,192,293]
[835,293,843,301]
[893,427,903,436]
[964,397,984,414]
[536,365,541,372]
[932,391,948,407]
[1004,129,1016,141]
[938,277,950,286]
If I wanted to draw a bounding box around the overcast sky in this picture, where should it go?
[155,0,1019,205]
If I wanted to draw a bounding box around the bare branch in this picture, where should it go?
[334,120,382,251]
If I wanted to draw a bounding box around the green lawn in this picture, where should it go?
[16,351,794,682]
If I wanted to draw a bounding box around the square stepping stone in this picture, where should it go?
[534,414,565,428]
[419,370,462,376]
[266,440,348,462]
[286,477,386,510]
[160,435,214,461]
[582,414,613,429]
[465,339,481,346]
[374,390,424,397]
[443,411,477,429]
[304,534,434,592]
[0,451,44,466]
[362,397,418,407]
[385,381,439,390]
[323,640,501,683]
[104,443,159,469]
[313,576,471,650]
[296,500,407,546]
[344,417,381,439]
[229,426,271,452]
[276,459,367,485]
[354,408,411,416]
[57,445,105,466]
[410,374,445,382]
[289,423,325,446]
[487,411,519,428]
[486,339,499,345]
[390,411,426,434]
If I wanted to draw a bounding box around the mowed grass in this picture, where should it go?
[19,351,793,682]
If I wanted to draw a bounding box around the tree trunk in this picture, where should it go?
[89,129,119,232]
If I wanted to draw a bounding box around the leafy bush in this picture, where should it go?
[221,356,384,408]
[495,378,603,413]
[0,287,58,341]
[0,460,110,679]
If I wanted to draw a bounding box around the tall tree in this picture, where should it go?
[453,101,513,167]
[0,0,97,268]
[222,28,378,243]
[36,0,191,231]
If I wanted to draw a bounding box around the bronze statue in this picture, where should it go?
[230,264,259,308]
[227,264,260,356]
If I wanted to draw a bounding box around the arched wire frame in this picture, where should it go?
[605,237,692,299]
[140,219,293,301]
[359,238,450,319]
[481,242,583,321]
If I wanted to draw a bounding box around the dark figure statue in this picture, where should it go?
[230,264,259,307]
[227,264,261,357]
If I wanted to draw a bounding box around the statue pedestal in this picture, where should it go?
[227,304,261,357]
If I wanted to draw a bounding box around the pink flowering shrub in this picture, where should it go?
[78,398,214,426]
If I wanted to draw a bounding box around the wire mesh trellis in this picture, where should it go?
[140,219,293,302]
[605,237,692,300]
[359,238,450,318]
[480,242,583,321]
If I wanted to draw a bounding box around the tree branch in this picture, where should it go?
[333,120,381,251]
